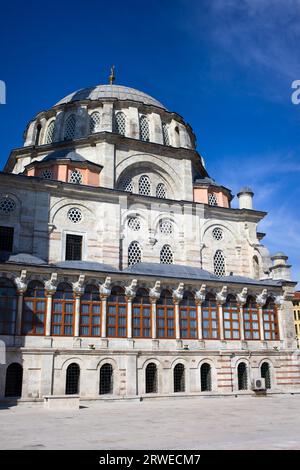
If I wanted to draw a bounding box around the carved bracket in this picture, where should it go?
[100,276,112,298]
[149,280,161,302]
[216,286,227,305]
[14,270,27,294]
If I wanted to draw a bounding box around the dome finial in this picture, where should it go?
[109,65,115,85]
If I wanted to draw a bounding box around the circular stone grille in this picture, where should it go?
[128,217,141,231]
[69,169,83,184]
[41,169,53,179]
[67,207,83,224]
[212,227,223,241]
[0,197,16,214]
[159,218,173,235]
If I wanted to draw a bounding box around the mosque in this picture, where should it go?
[0,69,298,400]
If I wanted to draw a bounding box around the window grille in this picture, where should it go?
[156,183,166,199]
[139,175,151,195]
[64,114,76,140]
[128,241,142,266]
[67,207,82,224]
[139,115,150,141]
[201,363,212,391]
[208,193,218,206]
[5,363,23,397]
[261,362,271,389]
[69,169,83,184]
[160,244,173,264]
[213,250,225,276]
[159,218,173,235]
[65,363,80,395]
[41,169,53,180]
[212,227,223,241]
[128,216,141,231]
[65,234,82,261]
[238,362,248,390]
[89,112,101,133]
[174,364,185,392]
[80,285,101,336]
[99,364,113,394]
[146,363,158,393]
[162,122,170,146]
[0,226,14,252]
[120,177,133,192]
[0,197,16,215]
[114,112,126,135]
[45,120,55,144]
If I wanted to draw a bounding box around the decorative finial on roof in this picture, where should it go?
[109,65,115,85]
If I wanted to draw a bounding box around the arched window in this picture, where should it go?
[243,296,260,340]
[156,289,175,338]
[223,294,240,340]
[201,363,212,391]
[0,278,17,335]
[139,175,151,196]
[156,183,166,199]
[132,288,151,338]
[22,281,46,335]
[35,123,42,145]
[213,250,225,276]
[128,241,142,266]
[139,115,150,141]
[5,363,23,397]
[146,363,157,393]
[160,245,173,264]
[162,122,170,146]
[120,176,133,192]
[202,294,219,339]
[179,291,197,339]
[107,287,127,337]
[89,111,101,133]
[114,112,126,136]
[237,362,248,390]
[99,364,113,394]
[80,285,101,337]
[64,114,76,140]
[208,193,218,206]
[51,283,74,336]
[159,218,173,235]
[253,255,260,278]
[65,363,80,395]
[261,362,271,389]
[69,169,83,184]
[262,298,279,340]
[174,364,185,392]
[45,120,55,144]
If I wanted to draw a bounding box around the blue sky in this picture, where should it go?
[0,0,300,284]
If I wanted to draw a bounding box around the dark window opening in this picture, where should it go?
[238,362,248,390]
[145,363,157,393]
[201,363,212,391]
[0,226,14,253]
[261,362,271,389]
[174,363,185,392]
[65,363,80,395]
[65,234,82,261]
[99,364,113,394]
[5,363,23,397]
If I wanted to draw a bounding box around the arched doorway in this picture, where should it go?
[65,363,80,395]
[237,363,248,390]
[174,364,185,392]
[145,363,157,393]
[99,364,113,395]
[261,362,271,389]
[200,363,212,391]
[5,363,23,397]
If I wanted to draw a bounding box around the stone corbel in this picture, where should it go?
[44,273,58,296]
[99,276,112,298]
[195,284,206,304]
[274,295,284,307]
[256,288,268,307]
[73,274,85,297]
[216,286,227,305]
[125,279,138,300]
[149,280,161,303]
[237,287,248,305]
[14,270,27,294]
[173,282,184,304]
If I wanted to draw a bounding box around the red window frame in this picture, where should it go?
[132,289,151,338]
[243,297,260,340]
[107,287,127,338]
[223,295,240,340]
[51,283,75,336]
[79,285,101,337]
[179,292,197,339]
[22,281,46,335]
[262,299,279,340]
[156,290,175,339]
[202,295,220,339]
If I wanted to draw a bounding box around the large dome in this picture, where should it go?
[55,84,166,109]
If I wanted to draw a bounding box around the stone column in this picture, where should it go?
[238,304,245,341]
[173,283,184,340]
[150,281,161,340]
[125,280,138,339]
[72,275,85,337]
[44,274,58,336]
[14,271,27,336]
[100,277,112,338]
[258,306,265,340]
[195,284,206,341]
[218,302,224,340]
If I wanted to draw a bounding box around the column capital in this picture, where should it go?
[256,288,268,307]
[173,282,184,304]
[149,280,161,303]
[125,279,138,301]
[237,287,248,306]
[195,284,206,305]
[216,286,227,305]
[72,274,85,298]
[99,276,112,298]
[44,273,58,296]
[14,270,27,295]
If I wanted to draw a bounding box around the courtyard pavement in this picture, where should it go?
[1,394,300,450]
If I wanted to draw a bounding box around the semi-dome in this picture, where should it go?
[55,84,166,109]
